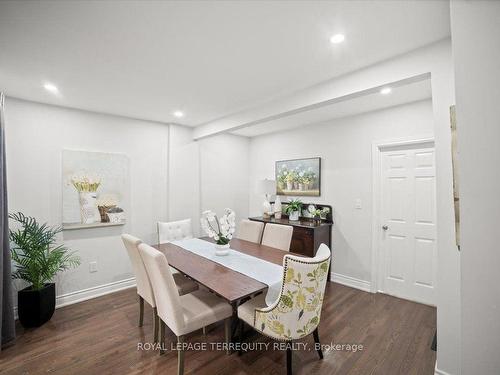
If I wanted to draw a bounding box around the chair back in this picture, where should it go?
[237,219,265,243]
[121,234,155,307]
[261,223,293,251]
[255,243,331,341]
[158,218,193,244]
[138,243,185,336]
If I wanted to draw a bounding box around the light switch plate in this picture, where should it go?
[89,261,97,273]
[355,199,362,209]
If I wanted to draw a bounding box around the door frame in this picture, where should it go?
[370,136,435,293]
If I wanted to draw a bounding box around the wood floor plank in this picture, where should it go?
[0,283,436,375]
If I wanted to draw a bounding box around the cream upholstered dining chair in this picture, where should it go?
[237,244,331,375]
[121,234,198,343]
[157,218,194,277]
[138,243,233,375]
[236,219,265,243]
[261,223,293,251]
[157,218,193,244]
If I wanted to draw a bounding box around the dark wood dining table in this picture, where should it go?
[152,237,292,341]
[152,237,289,305]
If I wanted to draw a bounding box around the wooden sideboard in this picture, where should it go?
[249,215,333,280]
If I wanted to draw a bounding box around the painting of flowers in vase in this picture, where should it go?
[275,157,321,196]
[62,150,129,228]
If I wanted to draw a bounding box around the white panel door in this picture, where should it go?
[379,144,437,305]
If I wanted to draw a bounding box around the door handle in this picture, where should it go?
[382,225,389,231]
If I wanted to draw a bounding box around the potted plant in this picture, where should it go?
[298,172,305,191]
[200,208,236,256]
[308,205,330,225]
[9,212,80,328]
[285,171,295,191]
[285,199,303,221]
[277,166,287,191]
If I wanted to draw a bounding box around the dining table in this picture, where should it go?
[151,237,293,340]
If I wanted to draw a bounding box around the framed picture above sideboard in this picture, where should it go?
[275,157,321,196]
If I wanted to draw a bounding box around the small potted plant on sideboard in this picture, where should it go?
[9,212,80,328]
[285,199,303,221]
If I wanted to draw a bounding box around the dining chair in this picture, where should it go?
[138,243,233,375]
[157,218,194,243]
[157,218,195,277]
[121,234,198,343]
[236,219,265,243]
[237,243,331,375]
[261,223,293,251]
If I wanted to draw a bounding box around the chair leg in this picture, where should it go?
[313,328,323,359]
[177,335,185,375]
[138,296,144,327]
[153,308,159,343]
[238,320,244,356]
[160,321,166,355]
[224,318,231,355]
[286,345,293,375]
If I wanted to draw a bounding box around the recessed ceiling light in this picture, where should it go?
[330,34,345,44]
[173,111,184,118]
[43,82,59,94]
[380,87,392,95]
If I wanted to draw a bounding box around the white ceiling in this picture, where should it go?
[0,1,450,127]
[232,78,432,137]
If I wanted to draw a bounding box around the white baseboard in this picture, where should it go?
[435,363,453,375]
[14,277,136,320]
[331,272,372,293]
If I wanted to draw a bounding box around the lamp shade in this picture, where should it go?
[257,179,275,195]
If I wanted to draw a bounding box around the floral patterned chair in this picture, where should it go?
[237,243,331,375]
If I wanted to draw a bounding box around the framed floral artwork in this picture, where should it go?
[275,157,321,196]
[62,150,129,229]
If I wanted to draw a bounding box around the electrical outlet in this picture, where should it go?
[89,261,97,273]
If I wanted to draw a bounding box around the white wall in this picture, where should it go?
[249,100,434,282]
[5,97,169,301]
[451,1,500,374]
[167,127,250,234]
[4,98,251,307]
[168,124,201,235]
[247,39,459,375]
[199,133,250,222]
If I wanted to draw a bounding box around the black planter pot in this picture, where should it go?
[18,283,56,328]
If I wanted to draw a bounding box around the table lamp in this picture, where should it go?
[257,179,275,218]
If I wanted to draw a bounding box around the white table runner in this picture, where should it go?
[171,238,283,305]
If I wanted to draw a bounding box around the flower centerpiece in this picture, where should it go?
[71,174,101,224]
[200,208,236,256]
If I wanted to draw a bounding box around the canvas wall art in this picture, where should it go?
[62,150,129,228]
[275,157,321,196]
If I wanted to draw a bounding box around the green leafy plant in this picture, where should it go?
[9,212,80,291]
[285,199,303,215]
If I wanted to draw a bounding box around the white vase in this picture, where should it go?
[289,210,300,221]
[262,200,271,217]
[215,243,230,256]
[274,196,282,219]
[79,192,98,224]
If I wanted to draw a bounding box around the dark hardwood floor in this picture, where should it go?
[0,283,436,375]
